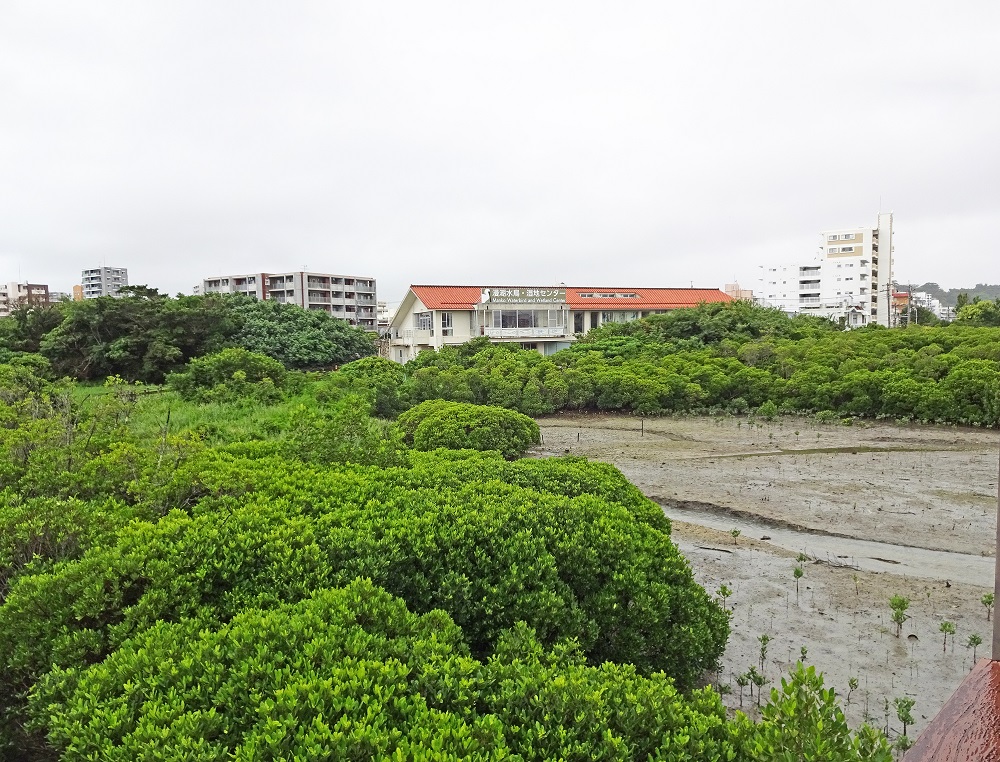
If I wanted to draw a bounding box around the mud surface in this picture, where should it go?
[535,413,1000,739]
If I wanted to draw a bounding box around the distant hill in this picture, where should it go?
[914,283,1000,307]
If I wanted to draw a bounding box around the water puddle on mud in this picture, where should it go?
[660,503,994,588]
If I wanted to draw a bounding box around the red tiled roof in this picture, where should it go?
[410,285,483,310]
[566,288,731,309]
[409,285,731,311]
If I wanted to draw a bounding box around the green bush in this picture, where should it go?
[733,663,892,761]
[167,348,288,404]
[401,400,541,459]
[281,395,409,468]
[0,451,727,750]
[395,398,459,444]
[29,581,736,761]
[322,355,407,418]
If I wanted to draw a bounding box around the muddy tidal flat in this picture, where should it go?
[535,413,1000,739]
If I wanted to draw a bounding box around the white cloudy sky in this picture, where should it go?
[1,1,998,306]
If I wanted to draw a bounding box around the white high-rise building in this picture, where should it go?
[757,212,894,327]
[81,266,129,299]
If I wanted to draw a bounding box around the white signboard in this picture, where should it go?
[481,287,566,304]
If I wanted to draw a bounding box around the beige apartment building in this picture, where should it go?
[199,271,378,330]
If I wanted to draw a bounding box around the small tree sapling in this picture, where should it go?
[967,633,983,667]
[940,621,956,653]
[889,595,910,638]
[717,583,732,611]
[982,592,994,622]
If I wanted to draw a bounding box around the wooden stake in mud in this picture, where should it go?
[994,439,1000,660]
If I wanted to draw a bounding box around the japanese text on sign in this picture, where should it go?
[481,287,566,304]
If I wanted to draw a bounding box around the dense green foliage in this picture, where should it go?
[0,292,374,383]
[0,317,901,760]
[399,400,541,458]
[29,582,736,760]
[732,664,892,761]
[167,348,290,404]
[389,303,1000,426]
[956,296,1000,327]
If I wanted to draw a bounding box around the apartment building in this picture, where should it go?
[81,266,129,299]
[388,284,731,363]
[757,212,894,327]
[0,281,51,317]
[199,271,378,330]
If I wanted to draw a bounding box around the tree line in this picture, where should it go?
[0,288,375,382]
[350,303,999,427]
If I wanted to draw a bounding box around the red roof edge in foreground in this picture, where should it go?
[905,659,1000,761]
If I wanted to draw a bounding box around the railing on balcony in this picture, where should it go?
[484,327,568,339]
[392,329,433,342]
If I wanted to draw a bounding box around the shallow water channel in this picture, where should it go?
[660,503,994,588]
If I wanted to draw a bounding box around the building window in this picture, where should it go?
[841,234,854,240]
[441,312,453,336]
[828,247,838,254]
[490,309,561,330]
[415,312,433,333]
[840,246,854,252]
[827,235,838,241]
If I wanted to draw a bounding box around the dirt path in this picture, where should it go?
[535,413,1000,739]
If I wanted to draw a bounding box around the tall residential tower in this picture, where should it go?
[81,266,129,299]
[757,212,894,327]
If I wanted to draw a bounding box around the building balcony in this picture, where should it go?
[392,328,434,343]
[484,327,568,339]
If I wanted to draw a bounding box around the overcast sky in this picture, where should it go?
[2,1,998,305]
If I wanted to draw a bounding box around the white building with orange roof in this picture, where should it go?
[387,284,732,363]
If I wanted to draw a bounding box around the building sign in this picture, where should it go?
[481,287,566,304]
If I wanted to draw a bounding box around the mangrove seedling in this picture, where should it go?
[982,592,994,622]
[793,566,804,604]
[847,677,859,706]
[735,672,749,708]
[894,696,915,738]
[717,583,732,611]
[731,528,741,546]
[967,633,983,666]
[758,633,771,672]
[889,595,910,638]
[940,621,956,653]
